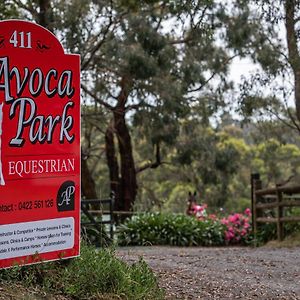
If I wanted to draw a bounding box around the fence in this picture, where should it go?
[81,195,115,241]
[80,193,139,244]
[251,173,300,242]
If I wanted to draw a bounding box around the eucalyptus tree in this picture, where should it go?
[7,0,264,211]
[234,0,300,136]
[80,0,251,211]
[0,1,19,19]
[8,0,111,199]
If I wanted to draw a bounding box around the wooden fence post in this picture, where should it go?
[250,180,300,243]
[110,191,115,240]
[276,186,284,241]
[252,174,261,246]
[251,173,260,226]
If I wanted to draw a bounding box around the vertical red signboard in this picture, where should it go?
[0,20,80,268]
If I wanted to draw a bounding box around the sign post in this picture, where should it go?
[0,20,80,268]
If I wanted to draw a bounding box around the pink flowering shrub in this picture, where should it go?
[189,205,252,245]
[221,208,252,244]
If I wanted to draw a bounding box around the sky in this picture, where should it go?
[229,57,259,84]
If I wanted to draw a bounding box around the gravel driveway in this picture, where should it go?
[117,246,300,299]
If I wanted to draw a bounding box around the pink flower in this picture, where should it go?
[225,231,234,241]
[228,214,240,223]
[221,211,252,244]
[221,218,229,225]
[241,229,247,236]
[208,214,217,221]
[228,226,234,233]
[228,215,235,223]
[190,204,251,244]
[244,223,250,229]
[244,208,251,216]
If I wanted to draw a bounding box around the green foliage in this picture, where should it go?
[81,225,112,247]
[152,123,252,209]
[0,244,164,300]
[164,184,194,213]
[255,223,277,245]
[252,138,300,184]
[118,213,225,246]
[135,117,300,214]
[257,222,300,245]
[0,0,19,19]
[224,197,251,214]
[7,0,300,218]
[256,208,300,245]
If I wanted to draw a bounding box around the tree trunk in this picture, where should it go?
[113,109,137,211]
[38,0,53,32]
[285,0,300,122]
[105,122,122,210]
[81,155,97,199]
[218,175,229,208]
[107,77,137,212]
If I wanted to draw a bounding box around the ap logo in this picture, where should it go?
[56,181,75,211]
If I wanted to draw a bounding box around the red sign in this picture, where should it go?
[0,20,80,268]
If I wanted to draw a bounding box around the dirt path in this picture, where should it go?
[117,246,300,299]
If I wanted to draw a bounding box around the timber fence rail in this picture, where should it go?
[80,193,140,243]
[81,195,115,240]
[251,173,300,242]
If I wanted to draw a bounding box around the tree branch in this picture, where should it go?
[192,4,209,29]
[81,8,129,71]
[154,2,166,31]
[125,101,156,112]
[81,84,114,110]
[264,35,289,64]
[187,54,238,93]
[12,0,38,19]
[282,96,300,132]
[169,37,193,45]
[264,106,300,131]
[136,143,165,173]
[81,19,114,71]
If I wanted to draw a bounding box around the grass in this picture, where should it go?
[0,243,164,300]
[264,230,300,248]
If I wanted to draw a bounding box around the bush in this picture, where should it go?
[256,222,300,245]
[0,243,164,300]
[255,207,300,245]
[221,209,253,245]
[118,213,225,246]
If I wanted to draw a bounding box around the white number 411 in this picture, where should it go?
[9,30,32,48]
